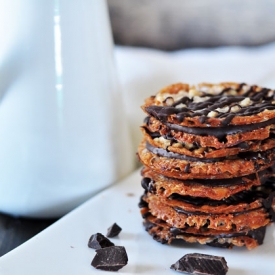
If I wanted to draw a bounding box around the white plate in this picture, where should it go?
[0,169,274,275]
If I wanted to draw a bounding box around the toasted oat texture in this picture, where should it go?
[142,211,266,250]
[141,166,275,200]
[142,191,275,231]
[138,140,275,179]
[142,82,275,128]
[145,116,275,149]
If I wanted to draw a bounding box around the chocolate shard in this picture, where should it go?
[88,233,114,249]
[91,246,128,271]
[107,223,122,238]
[171,253,228,275]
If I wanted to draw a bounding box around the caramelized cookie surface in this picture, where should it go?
[141,166,275,200]
[142,191,275,231]
[145,116,275,149]
[140,209,266,250]
[138,140,275,179]
[142,82,275,128]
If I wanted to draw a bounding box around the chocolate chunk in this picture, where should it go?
[171,253,228,275]
[91,246,128,271]
[88,233,114,249]
[107,223,122,238]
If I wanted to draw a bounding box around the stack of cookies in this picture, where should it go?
[137,82,275,249]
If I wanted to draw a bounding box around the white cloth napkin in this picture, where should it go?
[115,43,275,153]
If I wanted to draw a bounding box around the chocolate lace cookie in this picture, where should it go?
[142,82,275,128]
[141,166,275,200]
[145,116,275,149]
[142,211,266,250]
[142,126,275,159]
[142,189,275,231]
[138,140,275,179]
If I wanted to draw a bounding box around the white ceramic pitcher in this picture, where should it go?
[0,0,134,217]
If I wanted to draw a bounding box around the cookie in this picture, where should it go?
[138,140,275,179]
[142,82,275,128]
[142,125,275,158]
[145,116,275,149]
[141,166,275,200]
[142,188,275,231]
[142,211,266,250]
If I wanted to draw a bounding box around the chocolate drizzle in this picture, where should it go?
[146,85,275,127]
[146,142,225,162]
[146,141,275,164]
[141,177,156,193]
[164,117,275,139]
[142,126,161,139]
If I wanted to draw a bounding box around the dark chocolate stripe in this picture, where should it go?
[146,141,275,163]
[146,85,275,127]
[142,126,161,139]
[141,177,156,193]
[164,116,275,139]
[146,142,225,163]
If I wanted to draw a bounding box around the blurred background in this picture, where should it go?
[1,0,275,258]
[108,0,275,50]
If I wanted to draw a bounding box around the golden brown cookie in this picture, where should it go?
[138,140,275,179]
[145,116,275,149]
[142,126,275,159]
[142,211,266,250]
[141,166,275,200]
[142,82,275,128]
[143,194,273,231]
